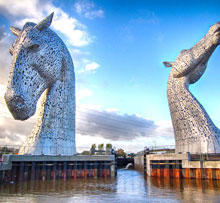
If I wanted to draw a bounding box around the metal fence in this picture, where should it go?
[136,145,176,156]
[0,145,91,156]
[144,145,175,151]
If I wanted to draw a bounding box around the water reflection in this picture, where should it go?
[148,177,220,202]
[0,169,220,202]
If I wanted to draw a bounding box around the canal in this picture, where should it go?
[0,169,220,202]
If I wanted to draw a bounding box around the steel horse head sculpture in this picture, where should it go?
[5,13,76,155]
[164,22,220,153]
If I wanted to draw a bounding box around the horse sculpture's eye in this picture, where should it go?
[29,44,39,51]
[9,48,13,56]
[9,44,14,55]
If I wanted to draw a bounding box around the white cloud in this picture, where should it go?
[76,88,93,99]
[0,0,91,47]
[78,104,103,111]
[76,106,174,142]
[0,117,33,146]
[51,7,91,46]
[76,61,100,73]
[75,1,93,14]
[0,99,174,152]
[85,62,100,71]
[75,1,104,19]
[75,108,175,152]
[0,84,6,98]
[68,48,92,73]
[130,11,159,25]
[0,32,13,84]
[84,9,104,20]
[0,0,41,19]
[106,108,119,112]
[155,120,174,138]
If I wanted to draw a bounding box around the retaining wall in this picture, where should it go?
[0,155,115,183]
[134,155,144,172]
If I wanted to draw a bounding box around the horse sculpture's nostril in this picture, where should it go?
[5,94,26,109]
[4,93,31,120]
[14,95,25,105]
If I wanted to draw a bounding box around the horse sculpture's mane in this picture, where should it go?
[5,13,76,155]
[164,22,220,154]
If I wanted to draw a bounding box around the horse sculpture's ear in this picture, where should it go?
[10,26,21,37]
[163,61,173,68]
[34,12,54,31]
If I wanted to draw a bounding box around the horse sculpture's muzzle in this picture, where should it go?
[4,92,34,120]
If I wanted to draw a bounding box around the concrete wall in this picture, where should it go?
[134,155,144,172]
[146,153,188,176]
[0,155,116,183]
[145,153,220,179]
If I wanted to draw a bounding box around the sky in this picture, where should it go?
[0,0,220,153]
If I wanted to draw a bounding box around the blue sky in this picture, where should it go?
[0,0,220,152]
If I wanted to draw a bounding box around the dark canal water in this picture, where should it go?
[0,169,220,203]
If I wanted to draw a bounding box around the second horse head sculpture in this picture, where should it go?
[164,22,220,153]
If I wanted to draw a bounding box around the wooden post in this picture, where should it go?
[12,165,17,182]
[58,162,62,179]
[216,169,220,180]
[52,161,57,181]
[144,151,147,177]
[195,168,202,179]
[110,161,115,178]
[190,168,195,179]
[88,162,92,178]
[19,161,24,182]
[42,161,46,181]
[67,162,72,179]
[156,169,161,178]
[164,162,170,178]
[94,161,98,178]
[99,162,103,177]
[78,162,82,178]
[83,161,88,179]
[63,161,67,180]
[24,162,29,181]
[0,171,3,183]
[35,162,40,180]
[46,163,51,180]
[207,168,213,180]
[73,161,77,179]
[31,161,36,181]
[184,168,190,179]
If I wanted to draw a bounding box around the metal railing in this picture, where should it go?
[144,145,175,151]
[136,145,176,156]
[0,145,115,158]
[0,145,91,157]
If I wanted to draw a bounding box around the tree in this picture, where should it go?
[90,144,96,155]
[98,143,104,150]
[117,148,126,157]
[81,151,90,155]
[90,144,96,150]
[106,143,112,149]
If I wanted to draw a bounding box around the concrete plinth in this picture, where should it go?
[0,155,116,183]
[134,152,220,180]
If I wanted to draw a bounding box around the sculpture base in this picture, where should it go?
[0,155,116,183]
[19,143,76,155]
[175,139,220,154]
[18,135,76,155]
[19,147,76,155]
